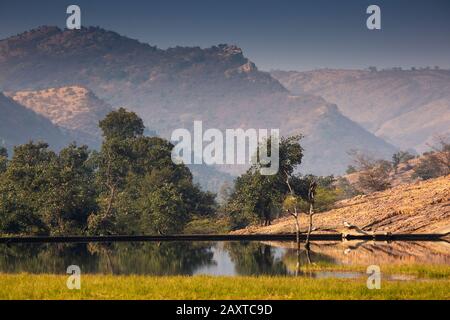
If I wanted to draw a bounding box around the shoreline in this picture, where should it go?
[0,232,448,243]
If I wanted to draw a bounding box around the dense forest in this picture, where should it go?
[0,108,340,236]
[0,108,215,236]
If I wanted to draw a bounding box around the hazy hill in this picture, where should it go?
[6,86,113,147]
[0,92,68,151]
[0,26,397,175]
[272,69,450,152]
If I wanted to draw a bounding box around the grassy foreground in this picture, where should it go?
[0,274,449,300]
[285,263,450,279]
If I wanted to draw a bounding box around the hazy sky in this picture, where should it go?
[1,0,449,71]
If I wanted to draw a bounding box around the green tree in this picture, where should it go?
[138,183,189,234]
[41,144,97,234]
[89,109,146,234]
[0,108,216,236]
[0,142,97,235]
[99,107,144,140]
[89,108,215,235]
[226,135,303,229]
[0,147,7,174]
[0,142,55,235]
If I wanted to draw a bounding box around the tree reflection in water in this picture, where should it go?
[225,241,289,276]
[0,242,215,275]
[281,244,337,276]
[0,241,344,276]
[87,242,215,275]
[0,243,99,274]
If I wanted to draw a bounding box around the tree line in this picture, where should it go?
[8,108,441,237]
[222,135,339,230]
[0,108,215,236]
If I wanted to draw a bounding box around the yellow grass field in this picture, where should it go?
[0,274,449,300]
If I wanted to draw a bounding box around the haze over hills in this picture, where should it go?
[6,86,113,148]
[0,26,397,176]
[271,69,450,152]
[0,92,69,151]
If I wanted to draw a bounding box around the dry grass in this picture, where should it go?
[233,175,450,235]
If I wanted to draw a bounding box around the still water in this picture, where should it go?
[0,241,449,277]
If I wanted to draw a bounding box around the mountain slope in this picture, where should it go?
[271,69,450,152]
[0,26,397,175]
[0,92,68,151]
[6,86,113,147]
[233,174,450,234]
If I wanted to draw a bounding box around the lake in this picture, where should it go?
[0,240,449,278]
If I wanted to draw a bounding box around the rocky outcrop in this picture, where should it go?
[7,86,113,147]
[0,92,68,151]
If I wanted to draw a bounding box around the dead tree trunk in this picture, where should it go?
[295,216,300,248]
[305,181,317,250]
[305,203,314,248]
[284,171,301,250]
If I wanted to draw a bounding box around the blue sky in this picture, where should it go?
[1,0,449,70]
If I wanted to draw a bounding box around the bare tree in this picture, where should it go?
[305,181,317,249]
[414,136,450,179]
[348,150,392,193]
[428,136,450,172]
[284,171,302,248]
[283,171,317,250]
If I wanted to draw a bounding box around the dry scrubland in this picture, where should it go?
[0,274,449,300]
[233,175,450,235]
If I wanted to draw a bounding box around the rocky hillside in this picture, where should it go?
[0,26,396,175]
[233,175,450,234]
[344,152,437,188]
[272,69,450,152]
[0,92,68,151]
[6,86,113,147]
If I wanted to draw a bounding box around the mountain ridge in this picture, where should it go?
[0,26,397,175]
[271,68,450,152]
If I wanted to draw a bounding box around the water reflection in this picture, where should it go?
[226,242,288,275]
[0,241,448,276]
[0,242,215,275]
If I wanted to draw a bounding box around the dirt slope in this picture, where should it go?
[232,175,450,235]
